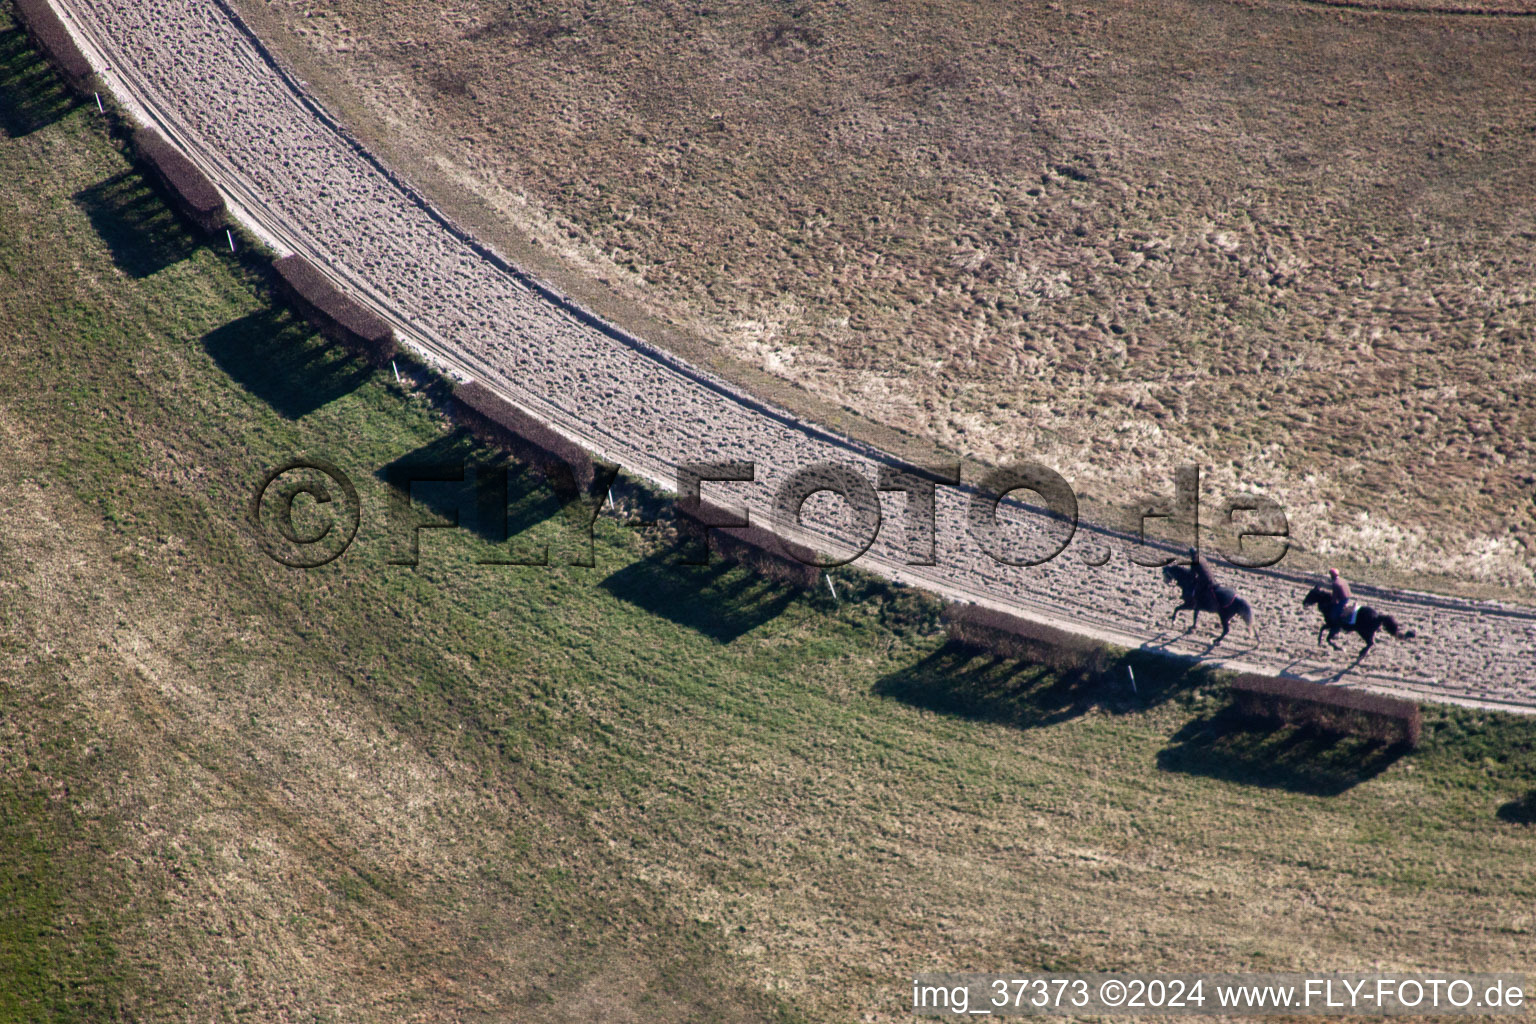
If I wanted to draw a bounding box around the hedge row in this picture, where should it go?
[12,0,93,95]
[271,255,397,367]
[131,126,225,234]
[677,498,821,590]
[942,602,1112,676]
[452,381,819,588]
[451,380,598,494]
[10,3,229,236]
[1,0,881,604]
[1229,673,1422,748]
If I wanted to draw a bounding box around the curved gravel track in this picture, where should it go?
[46,0,1536,710]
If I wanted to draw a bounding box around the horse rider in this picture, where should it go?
[1327,567,1356,625]
[1189,546,1219,607]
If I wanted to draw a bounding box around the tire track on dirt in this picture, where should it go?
[44,0,1536,710]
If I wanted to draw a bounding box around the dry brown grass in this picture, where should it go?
[234,0,1536,598]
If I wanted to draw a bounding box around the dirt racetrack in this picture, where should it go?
[42,0,1536,708]
[227,0,1536,600]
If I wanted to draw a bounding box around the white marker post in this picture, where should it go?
[94,92,103,113]
[1127,666,1137,694]
[606,486,615,511]
[825,573,839,602]
[391,360,401,384]
[226,229,235,252]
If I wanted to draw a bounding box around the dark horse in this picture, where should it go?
[1302,586,1415,653]
[1162,564,1258,643]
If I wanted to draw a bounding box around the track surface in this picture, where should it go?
[47,0,1536,709]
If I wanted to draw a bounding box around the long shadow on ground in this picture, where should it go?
[379,432,571,559]
[601,553,797,644]
[0,29,78,138]
[1496,790,1536,825]
[73,169,198,277]
[1158,706,1409,796]
[875,640,1100,730]
[203,307,371,420]
[875,641,1203,731]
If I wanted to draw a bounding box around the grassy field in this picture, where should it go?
[1,16,1534,1022]
[232,0,1536,599]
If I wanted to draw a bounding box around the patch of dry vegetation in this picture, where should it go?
[235,0,1536,596]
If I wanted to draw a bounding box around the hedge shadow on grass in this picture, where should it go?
[874,640,1190,731]
[0,28,77,138]
[601,554,798,644]
[874,640,1091,730]
[378,432,566,555]
[203,307,371,420]
[1157,706,1408,796]
[1496,790,1536,825]
[878,617,1210,733]
[73,169,197,278]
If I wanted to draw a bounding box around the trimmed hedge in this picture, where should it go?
[12,0,93,95]
[451,380,597,493]
[131,127,226,234]
[1229,674,1422,748]
[942,602,1112,676]
[452,382,815,588]
[676,498,821,589]
[271,255,397,367]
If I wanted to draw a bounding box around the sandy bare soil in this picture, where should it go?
[47,0,1536,708]
[223,0,1536,598]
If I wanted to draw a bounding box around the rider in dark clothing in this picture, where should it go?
[1328,567,1354,623]
[1189,547,1218,607]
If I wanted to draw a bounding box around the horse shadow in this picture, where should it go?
[1157,705,1409,796]
[73,169,199,277]
[601,553,798,644]
[0,28,79,138]
[203,307,371,420]
[1142,625,1260,660]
